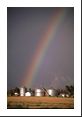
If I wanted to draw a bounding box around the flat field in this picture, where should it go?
[7,96,74,109]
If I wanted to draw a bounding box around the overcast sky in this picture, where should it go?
[7,7,74,90]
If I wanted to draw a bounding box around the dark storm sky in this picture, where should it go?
[7,7,74,90]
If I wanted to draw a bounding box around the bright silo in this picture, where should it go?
[47,89,56,96]
[20,87,25,96]
[35,89,44,96]
[25,92,31,96]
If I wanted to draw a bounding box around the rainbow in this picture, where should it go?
[22,8,66,88]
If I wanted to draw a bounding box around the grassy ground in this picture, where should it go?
[7,96,74,109]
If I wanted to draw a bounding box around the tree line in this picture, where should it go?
[7,85,74,97]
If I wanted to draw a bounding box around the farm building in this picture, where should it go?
[25,92,32,96]
[19,87,57,97]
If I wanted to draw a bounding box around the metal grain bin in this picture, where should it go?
[20,87,25,96]
[47,89,56,96]
[25,92,31,96]
[35,89,44,96]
